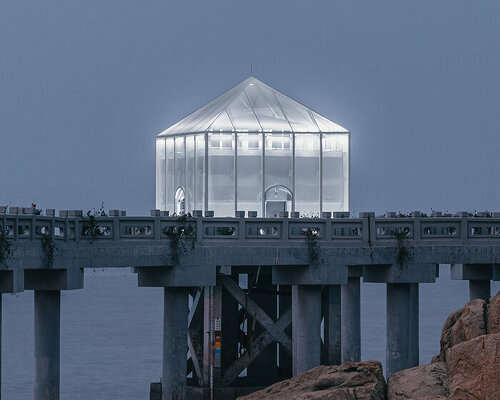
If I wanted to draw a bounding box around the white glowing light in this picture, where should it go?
[156,77,350,216]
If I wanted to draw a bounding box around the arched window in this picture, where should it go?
[265,185,293,217]
[175,187,186,215]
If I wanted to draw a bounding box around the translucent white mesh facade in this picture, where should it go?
[156,77,349,217]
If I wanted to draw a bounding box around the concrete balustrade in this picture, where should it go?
[1,211,500,248]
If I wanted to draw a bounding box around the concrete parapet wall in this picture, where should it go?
[0,214,498,290]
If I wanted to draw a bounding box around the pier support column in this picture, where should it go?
[34,290,60,400]
[451,264,492,301]
[341,277,360,363]
[387,283,418,377]
[278,285,292,378]
[409,283,419,368]
[322,285,341,365]
[469,280,490,301]
[0,268,24,400]
[25,268,83,400]
[0,294,2,400]
[163,287,189,400]
[292,285,321,375]
[137,265,216,396]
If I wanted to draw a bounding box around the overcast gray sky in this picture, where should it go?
[1,1,499,215]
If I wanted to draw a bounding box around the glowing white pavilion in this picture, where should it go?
[156,77,349,217]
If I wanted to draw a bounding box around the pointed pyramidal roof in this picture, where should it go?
[158,77,348,136]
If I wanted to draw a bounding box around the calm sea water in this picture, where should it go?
[3,266,499,400]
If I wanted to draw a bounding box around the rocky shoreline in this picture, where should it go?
[238,290,500,400]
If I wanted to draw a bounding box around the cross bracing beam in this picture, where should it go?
[187,334,203,386]
[221,307,292,386]
[221,276,292,352]
[188,288,202,327]
[187,288,204,385]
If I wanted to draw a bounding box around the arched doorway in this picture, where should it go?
[175,187,186,215]
[265,185,292,217]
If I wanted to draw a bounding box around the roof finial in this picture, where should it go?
[250,63,253,77]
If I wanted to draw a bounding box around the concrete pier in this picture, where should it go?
[451,264,493,301]
[469,279,491,301]
[278,285,292,378]
[0,294,2,400]
[409,283,419,367]
[292,285,321,375]
[341,277,360,362]
[2,211,500,396]
[387,283,415,377]
[322,285,341,365]
[163,287,188,400]
[34,290,60,400]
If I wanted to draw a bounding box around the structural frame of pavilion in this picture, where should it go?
[156,77,350,217]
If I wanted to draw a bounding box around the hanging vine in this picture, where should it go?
[394,227,412,266]
[40,232,58,268]
[304,227,324,265]
[0,229,14,266]
[162,214,196,265]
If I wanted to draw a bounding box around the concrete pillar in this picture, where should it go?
[0,294,2,400]
[292,285,321,375]
[34,290,60,400]
[322,285,341,365]
[469,279,491,301]
[162,287,188,400]
[409,283,419,368]
[341,277,360,362]
[387,283,415,376]
[278,285,292,378]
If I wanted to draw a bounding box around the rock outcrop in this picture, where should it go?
[435,299,487,362]
[238,360,386,400]
[486,292,500,334]
[237,291,500,400]
[427,291,500,400]
[387,362,449,400]
[446,333,500,400]
[434,291,500,400]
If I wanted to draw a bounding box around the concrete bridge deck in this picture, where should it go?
[1,208,500,399]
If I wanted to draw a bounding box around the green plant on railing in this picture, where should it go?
[0,229,14,266]
[162,214,196,265]
[81,202,109,242]
[468,210,492,217]
[394,227,412,266]
[395,211,411,218]
[304,227,324,265]
[40,231,58,268]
